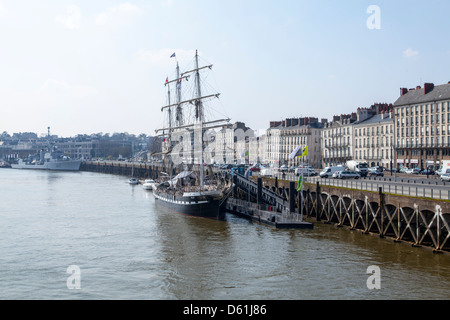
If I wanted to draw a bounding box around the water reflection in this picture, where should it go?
[155,206,232,299]
[1,169,449,300]
[154,204,450,300]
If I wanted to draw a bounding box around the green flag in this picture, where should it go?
[296,175,303,191]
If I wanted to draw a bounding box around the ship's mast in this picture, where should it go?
[176,62,183,127]
[195,50,203,123]
[166,78,172,144]
[194,50,205,188]
[157,50,231,188]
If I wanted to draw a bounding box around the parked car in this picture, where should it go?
[295,167,318,177]
[405,168,420,174]
[368,169,384,177]
[280,165,289,172]
[421,169,434,175]
[441,173,450,182]
[338,171,361,179]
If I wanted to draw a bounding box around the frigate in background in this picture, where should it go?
[11,127,81,171]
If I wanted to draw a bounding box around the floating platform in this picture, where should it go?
[224,198,313,229]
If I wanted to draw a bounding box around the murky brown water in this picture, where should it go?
[1,169,449,299]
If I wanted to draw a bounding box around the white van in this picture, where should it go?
[320,166,345,178]
[260,168,274,177]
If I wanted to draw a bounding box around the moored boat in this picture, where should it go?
[11,148,81,171]
[128,177,139,185]
[153,50,231,219]
[143,179,157,190]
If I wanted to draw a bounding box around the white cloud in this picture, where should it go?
[403,48,419,58]
[94,2,142,26]
[55,5,81,30]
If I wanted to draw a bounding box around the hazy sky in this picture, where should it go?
[1,0,449,137]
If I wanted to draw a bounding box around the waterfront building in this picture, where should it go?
[248,134,265,165]
[55,140,97,160]
[214,122,254,164]
[215,126,234,164]
[394,82,450,170]
[321,103,393,169]
[353,104,394,169]
[321,113,356,167]
[265,117,324,168]
[265,124,281,167]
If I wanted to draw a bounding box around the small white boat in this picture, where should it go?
[142,179,157,190]
[128,177,139,185]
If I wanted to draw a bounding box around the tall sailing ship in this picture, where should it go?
[153,50,231,220]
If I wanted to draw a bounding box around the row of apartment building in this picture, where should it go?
[244,81,450,171]
[4,81,449,171]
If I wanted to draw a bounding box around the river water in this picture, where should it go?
[0,169,449,300]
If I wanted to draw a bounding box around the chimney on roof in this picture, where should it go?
[400,88,408,96]
[424,83,434,94]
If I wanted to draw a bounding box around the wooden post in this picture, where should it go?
[379,187,384,238]
[289,181,295,213]
[257,177,262,207]
[233,175,238,199]
[298,187,303,215]
[316,182,321,221]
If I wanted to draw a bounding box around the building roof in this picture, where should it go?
[268,123,323,130]
[394,83,450,106]
[354,113,393,126]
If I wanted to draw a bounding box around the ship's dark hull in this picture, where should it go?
[153,189,225,220]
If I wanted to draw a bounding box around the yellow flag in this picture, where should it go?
[301,145,308,157]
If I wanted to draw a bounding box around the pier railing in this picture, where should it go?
[259,171,450,201]
[256,176,450,253]
[227,198,303,224]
